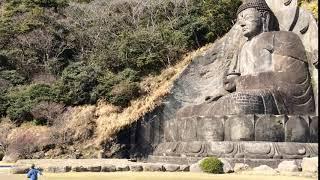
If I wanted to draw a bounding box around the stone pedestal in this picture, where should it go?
[164,115,318,143]
[138,115,319,168]
[152,141,318,159]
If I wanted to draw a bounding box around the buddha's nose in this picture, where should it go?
[238,20,245,27]
[239,21,245,27]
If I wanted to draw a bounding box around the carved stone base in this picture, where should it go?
[152,141,318,159]
[165,115,318,142]
[147,155,302,169]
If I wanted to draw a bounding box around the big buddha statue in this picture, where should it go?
[132,0,318,165]
[177,0,315,117]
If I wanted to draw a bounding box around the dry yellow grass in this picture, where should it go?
[56,105,97,141]
[6,123,50,145]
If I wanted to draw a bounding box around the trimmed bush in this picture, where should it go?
[200,157,224,174]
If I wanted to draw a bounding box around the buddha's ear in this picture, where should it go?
[261,11,271,32]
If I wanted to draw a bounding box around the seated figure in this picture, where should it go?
[177,0,315,117]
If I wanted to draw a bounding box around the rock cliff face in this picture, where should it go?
[109,0,318,159]
[107,25,245,158]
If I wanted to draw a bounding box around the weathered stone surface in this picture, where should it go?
[72,166,88,172]
[242,142,274,159]
[46,166,71,173]
[11,166,29,174]
[233,163,250,172]
[163,164,180,172]
[219,158,233,173]
[116,165,129,171]
[208,141,236,158]
[196,116,224,141]
[189,163,202,173]
[224,115,254,141]
[255,115,285,142]
[179,117,197,141]
[277,160,299,172]
[143,164,164,172]
[265,0,298,31]
[129,165,143,172]
[179,165,190,172]
[285,116,310,142]
[309,116,318,142]
[88,166,102,172]
[152,141,317,159]
[164,120,179,142]
[101,165,116,172]
[277,143,308,159]
[301,157,318,173]
[252,165,278,175]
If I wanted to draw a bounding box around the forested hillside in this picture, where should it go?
[0,0,240,123]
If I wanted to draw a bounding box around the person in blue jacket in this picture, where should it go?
[26,164,42,180]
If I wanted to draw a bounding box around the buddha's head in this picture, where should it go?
[237,0,279,39]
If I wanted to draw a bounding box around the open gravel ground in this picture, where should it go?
[0,171,316,180]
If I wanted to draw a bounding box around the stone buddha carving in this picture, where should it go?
[177,0,315,117]
[130,0,318,162]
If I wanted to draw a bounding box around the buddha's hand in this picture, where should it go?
[223,73,240,92]
[205,88,230,103]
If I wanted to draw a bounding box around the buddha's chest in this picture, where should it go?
[238,38,273,75]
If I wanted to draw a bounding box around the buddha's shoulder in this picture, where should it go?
[257,31,302,42]
[256,31,306,61]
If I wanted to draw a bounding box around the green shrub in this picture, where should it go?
[0,95,8,117]
[6,84,57,122]
[24,0,69,8]
[55,62,99,105]
[118,68,140,82]
[199,157,224,174]
[108,80,140,107]
[0,70,27,85]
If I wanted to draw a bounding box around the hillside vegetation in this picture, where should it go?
[0,0,241,160]
[0,0,240,123]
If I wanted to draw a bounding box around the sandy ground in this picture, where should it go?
[0,171,316,180]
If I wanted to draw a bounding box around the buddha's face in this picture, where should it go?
[237,8,263,39]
